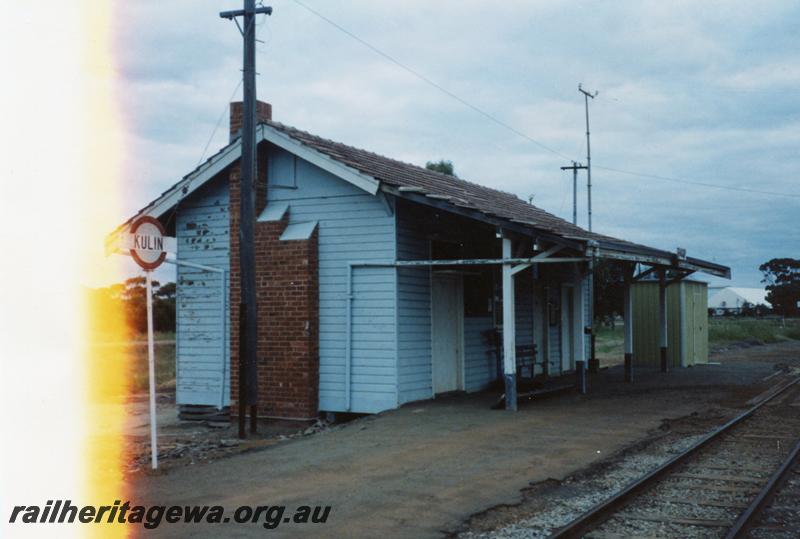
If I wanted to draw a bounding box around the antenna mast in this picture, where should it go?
[578,84,597,231]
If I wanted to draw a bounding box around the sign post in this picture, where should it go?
[120,216,171,470]
[145,269,158,470]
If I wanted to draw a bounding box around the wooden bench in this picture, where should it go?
[480,329,540,381]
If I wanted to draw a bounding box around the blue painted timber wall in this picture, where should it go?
[173,142,576,412]
[267,148,397,413]
[464,316,496,391]
[175,177,230,407]
[395,202,433,404]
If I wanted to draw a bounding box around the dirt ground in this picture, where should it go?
[122,396,324,475]
[125,341,800,538]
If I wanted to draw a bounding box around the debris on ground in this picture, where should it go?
[125,401,335,476]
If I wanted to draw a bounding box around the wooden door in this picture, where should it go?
[432,275,463,394]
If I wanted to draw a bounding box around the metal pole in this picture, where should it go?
[146,271,158,469]
[579,85,597,384]
[585,93,592,232]
[579,85,596,232]
[221,0,272,438]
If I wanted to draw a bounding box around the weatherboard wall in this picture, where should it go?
[631,280,708,368]
[464,316,496,391]
[395,202,433,405]
[267,147,398,413]
[175,177,230,407]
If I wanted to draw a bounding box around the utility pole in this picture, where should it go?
[578,84,597,232]
[560,161,587,225]
[221,1,273,439]
[578,84,598,374]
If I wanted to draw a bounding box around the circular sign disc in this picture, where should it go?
[129,216,167,271]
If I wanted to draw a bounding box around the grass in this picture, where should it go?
[708,317,800,346]
[594,317,800,362]
[128,334,176,393]
[92,331,176,394]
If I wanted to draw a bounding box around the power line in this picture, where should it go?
[289,0,800,201]
[196,80,244,167]
[290,0,571,161]
[594,165,800,199]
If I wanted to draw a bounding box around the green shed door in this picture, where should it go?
[693,285,708,364]
[685,283,696,366]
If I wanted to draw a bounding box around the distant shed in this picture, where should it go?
[632,280,708,368]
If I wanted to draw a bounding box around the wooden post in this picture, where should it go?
[575,271,587,394]
[624,274,633,383]
[542,285,550,378]
[502,236,517,411]
[220,0,272,438]
[658,269,668,373]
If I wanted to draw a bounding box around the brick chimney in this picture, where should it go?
[226,97,321,421]
[229,100,272,141]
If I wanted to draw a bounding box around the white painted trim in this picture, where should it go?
[510,263,531,276]
[573,277,586,364]
[119,140,243,231]
[533,244,565,260]
[112,123,381,244]
[258,124,380,195]
[502,238,516,380]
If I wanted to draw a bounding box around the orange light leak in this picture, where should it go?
[2,2,131,538]
[81,1,131,537]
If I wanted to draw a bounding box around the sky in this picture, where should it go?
[110,0,799,288]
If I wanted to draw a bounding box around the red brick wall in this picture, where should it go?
[228,103,320,421]
[229,101,272,139]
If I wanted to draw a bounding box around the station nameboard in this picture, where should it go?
[122,216,175,270]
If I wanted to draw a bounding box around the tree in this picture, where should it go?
[155,282,176,300]
[760,258,800,317]
[425,159,455,176]
[87,278,176,334]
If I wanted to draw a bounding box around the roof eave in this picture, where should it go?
[596,239,731,279]
[381,184,586,252]
[108,122,381,243]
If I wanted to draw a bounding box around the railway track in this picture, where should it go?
[725,439,800,538]
[548,377,800,539]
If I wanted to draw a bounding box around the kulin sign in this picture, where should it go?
[128,216,167,270]
[105,214,177,470]
[108,216,177,270]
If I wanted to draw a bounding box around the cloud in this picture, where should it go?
[722,63,800,90]
[115,0,800,287]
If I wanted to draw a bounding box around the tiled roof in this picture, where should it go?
[117,118,729,277]
[263,121,729,277]
[267,121,626,246]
